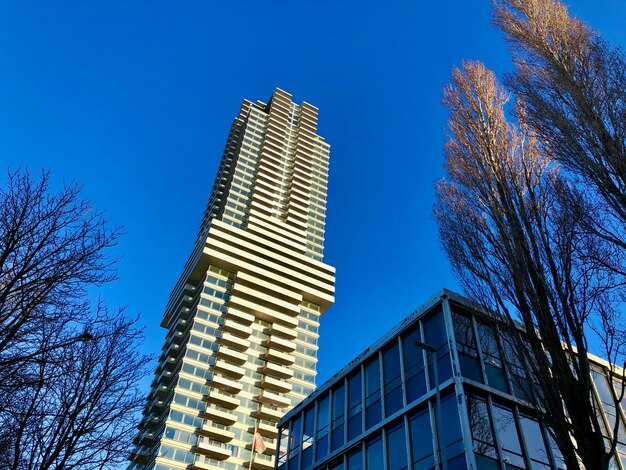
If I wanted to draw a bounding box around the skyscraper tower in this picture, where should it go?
[129,88,335,470]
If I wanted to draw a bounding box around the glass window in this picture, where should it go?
[329,458,345,470]
[402,325,426,403]
[437,392,463,461]
[409,405,434,469]
[424,311,447,349]
[520,415,551,469]
[331,382,346,451]
[290,415,302,457]
[317,394,330,461]
[383,341,403,417]
[467,395,498,462]
[302,406,315,468]
[365,357,382,429]
[492,404,525,469]
[453,313,483,383]
[477,322,509,394]
[387,421,408,470]
[366,435,383,470]
[348,371,363,440]
[347,447,363,470]
[277,427,288,469]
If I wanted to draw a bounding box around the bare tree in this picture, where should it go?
[435,61,624,469]
[0,169,151,469]
[494,0,626,254]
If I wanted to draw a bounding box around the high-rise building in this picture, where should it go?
[276,290,626,470]
[129,88,336,470]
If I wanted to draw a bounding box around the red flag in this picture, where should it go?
[253,428,266,454]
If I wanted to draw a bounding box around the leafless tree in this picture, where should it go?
[494,0,626,256]
[0,169,151,469]
[435,61,624,469]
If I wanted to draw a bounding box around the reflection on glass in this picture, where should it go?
[331,382,346,451]
[520,415,551,469]
[454,313,483,383]
[467,395,498,461]
[492,404,525,469]
[317,394,330,460]
[302,406,315,467]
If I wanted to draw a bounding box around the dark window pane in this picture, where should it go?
[410,406,434,465]
[424,311,446,349]
[438,392,463,460]
[406,368,426,403]
[330,458,345,470]
[331,423,344,451]
[387,422,408,470]
[383,342,401,383]
[316,435,328,461]
[333,383,346,419]
[402,325,424,370]
[365,398,382,429]
[318,395,330,430]
[447,455,468,470]
[301,446,313,468]
[348,413,362,441]
[290,416,302,455]
[365,358,380,397]
[458,352,483,383]
[475,454,501,470]
[385,386,403,416]
[366,436,383,470]
[485,364,509,393]
[348,447,363,470]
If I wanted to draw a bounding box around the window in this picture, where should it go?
[409,405,434,470]
[383,342,403,417]
[317,394,330,460]
[366,435,383,470]
[520,415,551,469]
[424,311,453,384]
[348,371,363,440]
[331,382,346,451]
[477,322,509,393]
[302,406,315,468]
[492,404,525,469]
[466,395,499,468]
[347,447,363,470]
[402,325,426,403]
[387,421,408,470]
[437,392,463,463]
[453,313,483,383]
[365,357,382,429]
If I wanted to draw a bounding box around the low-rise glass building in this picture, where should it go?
[275,290,626,470]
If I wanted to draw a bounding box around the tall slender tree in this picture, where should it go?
[436,60,624,469]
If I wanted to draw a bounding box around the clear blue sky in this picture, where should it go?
[1,1,624,387]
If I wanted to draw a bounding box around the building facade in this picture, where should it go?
[130,89,335,470]
[275,290,626,470]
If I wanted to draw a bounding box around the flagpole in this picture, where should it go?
[248,418,259,470]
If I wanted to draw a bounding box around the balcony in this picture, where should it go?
[225,307,254,324]
[253,404,284,422]
[256,389,290,408]
[246,454,275,470]
[220,332,249,351]
[266,335,296,352]
[256,420,277,437]
[199,423,235,443]
[223,319,253,338]
[270,323,297,340]
[213,359,245,379]
[211,374,243,394]
[192,459,224,470]
[194,440,231,460]
[263,361,293,380]
[264,348,294,366]
[260,375,292,394]
[205,389,240,409]
[202,405,237,425]
[216,345,248,365]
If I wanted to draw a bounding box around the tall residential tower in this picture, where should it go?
[130,89,335,470]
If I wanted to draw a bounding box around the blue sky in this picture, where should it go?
[1,1,625,387]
